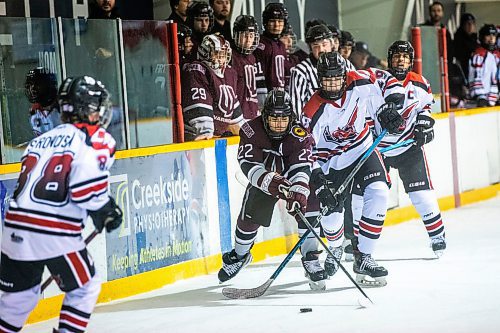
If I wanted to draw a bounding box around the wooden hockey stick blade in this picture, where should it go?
[222,279,274,299]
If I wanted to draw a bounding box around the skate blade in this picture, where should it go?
[308,279,326,291]
[355,274,387,288]
[343,253,354,262]
[434,249,445,258]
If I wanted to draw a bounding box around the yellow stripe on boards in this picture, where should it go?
[26,233,299,324]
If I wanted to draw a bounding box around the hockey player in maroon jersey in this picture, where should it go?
[280,23,307,90]
[25,67,61,137]
[185,1,214,56]
[254,3,288,104]
[231,15,260,120]
[0,76,123,333]
[469,24,499,107]
[367,40,446,257]
[182,34,244,140]
[301,52,405,288]
[218,89,317,284]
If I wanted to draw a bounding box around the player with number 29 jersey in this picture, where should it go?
[2,123,116,261]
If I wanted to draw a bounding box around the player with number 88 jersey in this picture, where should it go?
[0,76,122,333]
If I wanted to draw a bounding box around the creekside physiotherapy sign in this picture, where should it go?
[107,150,209,280]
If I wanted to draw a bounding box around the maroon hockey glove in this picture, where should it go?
[88,196,123,233]
[377,102,404,134]
[260,172,291,200]
[413,114,435,147]
[286,183,310,214]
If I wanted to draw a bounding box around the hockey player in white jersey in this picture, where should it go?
[25,67,61,137]
[365,40,446,257]
[0,76,122,333]
[301,52,405,288]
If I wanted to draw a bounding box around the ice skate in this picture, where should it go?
[301,251,328,290]
[431,235,446,258]
[342,239,354,262]
[353,251,388,287]
[218,250,252,283]
[324,246,343,277]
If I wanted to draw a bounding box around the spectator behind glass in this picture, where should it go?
[210,0,233,43]
[453,13,477,78]
[88,0,119,19]
[167,0,190,24]
[468,24,499,107]
[420,1,453,60]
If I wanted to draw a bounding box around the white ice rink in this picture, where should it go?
[25,196,500,333]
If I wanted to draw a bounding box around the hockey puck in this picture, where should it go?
[300,308,312,313]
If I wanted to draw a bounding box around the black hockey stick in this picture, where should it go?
[222,130,388,299]
[40,230,100,292]
[294,208,373,304]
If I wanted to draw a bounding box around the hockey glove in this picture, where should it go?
[286,183,310,214]
[312,170,344,215]
[260,172,291,200]
[88,197,123,233]
[377,102,405,134]
[413,114,435,147]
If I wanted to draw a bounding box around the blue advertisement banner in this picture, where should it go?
[107,149,208,280]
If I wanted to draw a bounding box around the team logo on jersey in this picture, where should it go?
[244,64,258,98]
[325,98,359,143]
[291,126,307,139]
[218,84,237,118]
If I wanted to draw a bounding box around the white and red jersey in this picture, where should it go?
[469,46,499,105]
[301,69,403,172]
[29,103,61,137]
[2,123,116,261]
[369,71,434,157]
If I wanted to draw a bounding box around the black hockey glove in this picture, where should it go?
[377,102,405,134]
[88,197,123,233]
[312,169,344,216]
[413,114,435,147]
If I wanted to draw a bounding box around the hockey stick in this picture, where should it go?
[222,130,388,299]
[294,208,373,304]
[40,230,100,292]
[378,139,414,154]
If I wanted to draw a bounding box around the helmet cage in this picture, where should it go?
[317,52,347,100]
[388,41,414,80]
[198,35,232,75]
[233,15,260,55]
[262,89,295,140]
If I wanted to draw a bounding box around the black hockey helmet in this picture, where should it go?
[262,89,295,140]
[317,52,347,100]
[233,15,260,55]
[25,67,58,107]
[280,23,297,53]
[58,76,112,128]
[340,30,355,48]
[387,40,414,80]
[262,3,288,33]
[305,19,326,33]
[327,24,341,40]
[478,24,497,51]
[305,24,334,45]
[186,1,214,33]
[177,24,192,52]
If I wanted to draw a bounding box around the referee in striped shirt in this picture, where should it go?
[290,24,355,117]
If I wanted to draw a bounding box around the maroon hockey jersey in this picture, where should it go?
[182,60,243,137]
[254,34,287,93]
[238,117,314,191]
[231,51,259,120]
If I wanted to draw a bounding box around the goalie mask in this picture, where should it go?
[25,67,58,107]
[233,15,260,55]
[58,76,112,129]
[198,34,232,77]
[317,52,347,100]
[388,40,414,81]
[262,89,296,140]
